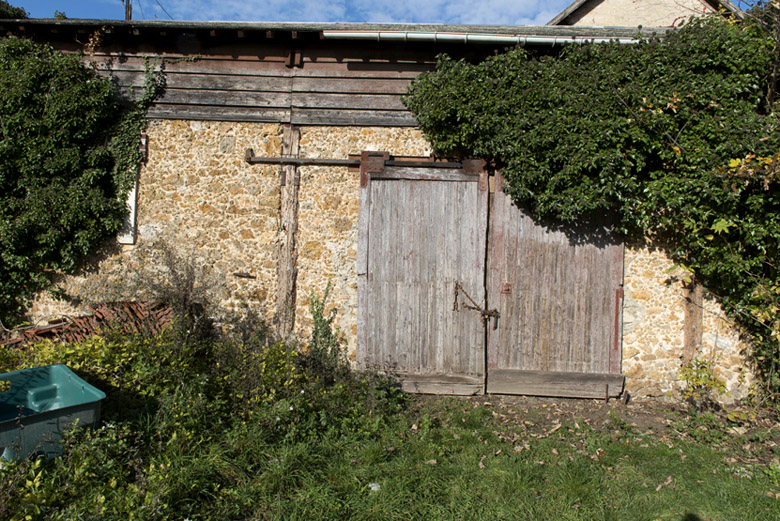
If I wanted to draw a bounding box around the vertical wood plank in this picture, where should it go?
[356,166,372,368]
[276,125,300,338]
[683,278,703,364]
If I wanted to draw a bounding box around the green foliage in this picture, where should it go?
[0,282,412,519]
[680,358,728,411]
[405,11,780,397]
[0,0,26,18]
[0,37,160,327]
[301,282,349,386]
[1,322,779,519]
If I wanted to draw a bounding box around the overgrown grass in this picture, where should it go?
[1,296,779,520]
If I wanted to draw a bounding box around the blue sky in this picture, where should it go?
[18,0,574,25]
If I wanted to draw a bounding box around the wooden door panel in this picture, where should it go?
[487,173,625,397]
[357,161,488,394]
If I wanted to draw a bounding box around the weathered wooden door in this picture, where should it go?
[357,157,625,398]
[357,154,488,394]
[486,173,625,398]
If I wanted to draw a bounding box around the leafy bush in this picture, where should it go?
[0,36,160,327]
[299,283,349,386]
[680,358,727,411]
[0,286,408,519]
[404,11,780,397]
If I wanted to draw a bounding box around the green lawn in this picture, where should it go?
[2,328,778,521]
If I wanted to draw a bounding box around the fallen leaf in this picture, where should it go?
[479,455,487,469]
[656,475,673,492]
[425,459,437,465]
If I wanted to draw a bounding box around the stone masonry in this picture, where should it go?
[27,120,752,400]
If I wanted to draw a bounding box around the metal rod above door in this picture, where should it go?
[244,148,465,169]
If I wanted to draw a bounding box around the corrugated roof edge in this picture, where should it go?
[0,18,672,39]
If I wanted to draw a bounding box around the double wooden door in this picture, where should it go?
[357,155,625,398]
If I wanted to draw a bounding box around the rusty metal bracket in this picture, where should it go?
[360,151,390,188]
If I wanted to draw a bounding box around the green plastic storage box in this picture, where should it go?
[0,364,106,460]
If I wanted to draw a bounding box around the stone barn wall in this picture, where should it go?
[27,119,752,400]
[622,241,751,401]
[29,120,284,323]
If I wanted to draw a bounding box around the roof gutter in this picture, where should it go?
[321,30,640,45]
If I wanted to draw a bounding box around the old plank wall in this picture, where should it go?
[100,52,424,126]
[0,20,673,128]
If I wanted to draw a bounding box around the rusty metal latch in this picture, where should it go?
[453,282,500,330]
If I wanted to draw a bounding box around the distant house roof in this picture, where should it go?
[548,0,743,26]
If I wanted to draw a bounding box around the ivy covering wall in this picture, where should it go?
[0,36,160,327]
[404,10,780,397]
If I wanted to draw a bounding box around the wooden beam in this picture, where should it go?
[276,125,301,338]
[487,369,625,398]
[683,279,703,363]
[399,374,484,395]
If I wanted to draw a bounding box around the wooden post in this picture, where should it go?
[276,125,300,337]
[683,279,703,363]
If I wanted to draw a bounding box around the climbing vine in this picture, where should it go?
[404,7,780,397]
[0,36,164,328]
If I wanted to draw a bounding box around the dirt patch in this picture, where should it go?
[415,393,780,465]
[474,394,677,434]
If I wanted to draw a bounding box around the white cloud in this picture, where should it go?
[139,0,573,25]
